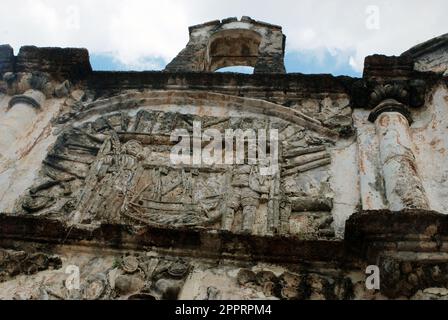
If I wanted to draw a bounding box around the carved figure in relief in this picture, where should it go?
[15,107,336,238]
[223,164,271,234]
[124,167,224,228]
[76,132,144,223]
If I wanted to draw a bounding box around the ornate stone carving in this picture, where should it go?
[16,96,336,238]
[379,256,448,298]
[34,254,190,301]
[368,83,409,108]
[236,268,353,300]
[112,255,191,300]
[2,72,73,99]
[0,249,62,282]
[3,17,448,301]
[351,79,428,110]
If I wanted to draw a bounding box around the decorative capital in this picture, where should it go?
[351,79,428,110]
[8,89,46,110]
[2,72,72,99]
[368,83,408,108]
[368,99,412,124]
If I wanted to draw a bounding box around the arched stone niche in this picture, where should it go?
[165,17,286,74]
[206,29,262,72]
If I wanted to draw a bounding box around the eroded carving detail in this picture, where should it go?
[17,106,335,238]
[36,254,191,300]
[0,249,62,282]
[236,268,353,300]
[379,256,448,299]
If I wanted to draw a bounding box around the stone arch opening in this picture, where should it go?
[165,18,286,73]
[206,29,262,72]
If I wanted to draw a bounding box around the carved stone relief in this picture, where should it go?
[16,102,336,238]
[236,268,354,300]
[35,254,191,300]
[0,249,62,283]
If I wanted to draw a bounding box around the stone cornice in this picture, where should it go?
[0,45,445,112]
[0,214,353,266]
[84,71,355,96]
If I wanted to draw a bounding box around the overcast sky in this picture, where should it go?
[1,0,447,76]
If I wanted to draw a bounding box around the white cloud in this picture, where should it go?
[0,0,447,72]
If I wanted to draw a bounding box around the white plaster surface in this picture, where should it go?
[0,98,64,212]
[353,109,386,211]
[411,84,448,214]
[330,139,360,237]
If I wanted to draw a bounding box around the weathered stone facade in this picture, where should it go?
[165,17,286,73]
[0,18,448,300]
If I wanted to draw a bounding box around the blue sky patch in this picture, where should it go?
[91,49,361,77]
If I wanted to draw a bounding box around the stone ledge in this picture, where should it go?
[345,210,448,260]
[346,209,448,241]
[0,214,352,265]
[85,71,355,95]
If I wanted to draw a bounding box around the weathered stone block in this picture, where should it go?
[16,46,92,80]
[0,44,14,76]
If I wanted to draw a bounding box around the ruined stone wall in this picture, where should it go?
[0,18,448,300]
[165,17,286,73]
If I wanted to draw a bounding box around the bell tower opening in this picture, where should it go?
[206,29,262,72]
[165,17,286,74]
